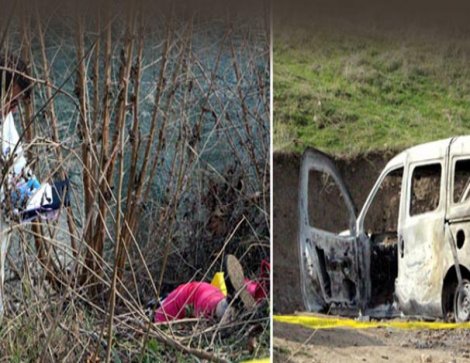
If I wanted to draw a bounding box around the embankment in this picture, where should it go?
[273,150,397,313]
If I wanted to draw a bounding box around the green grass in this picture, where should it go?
[274,24,470,155]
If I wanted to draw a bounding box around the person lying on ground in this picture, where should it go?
[154,254,269,323]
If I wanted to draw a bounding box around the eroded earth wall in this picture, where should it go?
[273,151,394,313]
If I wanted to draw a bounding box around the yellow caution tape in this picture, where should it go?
[211,272,227,296]
[241,359,270,363]
[274,314,470,330]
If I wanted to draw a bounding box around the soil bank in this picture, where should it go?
[273,150,396,314]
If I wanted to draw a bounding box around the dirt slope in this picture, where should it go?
[273,151,392,313]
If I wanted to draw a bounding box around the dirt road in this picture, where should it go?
[274,318,470,363]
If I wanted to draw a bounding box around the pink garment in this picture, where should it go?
[155,282,225,322]
[245,259,270,301]
[245,278,267,301]
[154,260,270,322]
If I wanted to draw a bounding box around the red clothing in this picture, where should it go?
[245,278,267,301]
[246,259,270,301]
[155,282,225,322]
[154,260,270,323]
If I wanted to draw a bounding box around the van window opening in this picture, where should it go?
[454,159,470,204]
[363,167,403,306]
[363,167,403,236]
[308,170,350,233]
[410,163,441,216]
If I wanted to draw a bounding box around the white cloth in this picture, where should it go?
[26,183,53,210]
[2,112,27,175]
[0,112,52,215]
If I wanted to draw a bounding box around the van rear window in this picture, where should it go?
[454,159,470,204]
[410,163,441,216]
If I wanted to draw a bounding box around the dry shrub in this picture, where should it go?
[0,1,269,361]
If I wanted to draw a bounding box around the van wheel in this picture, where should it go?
[454,279,470,322]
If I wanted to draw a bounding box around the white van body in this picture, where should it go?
[299,136,470,321]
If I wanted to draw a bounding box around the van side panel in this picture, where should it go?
[395,159,446,318]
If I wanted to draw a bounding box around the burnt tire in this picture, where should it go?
[442,279,457,322]
[454,279,470,322]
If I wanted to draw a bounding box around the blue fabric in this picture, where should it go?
[12,177,41,206]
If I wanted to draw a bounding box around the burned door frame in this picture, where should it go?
[355,161,406,306]
[443,139,470,320]
[298,148,365,311]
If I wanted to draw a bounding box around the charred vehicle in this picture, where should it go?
[299,137,470,321]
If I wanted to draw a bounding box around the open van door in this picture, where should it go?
[298,148,364,311]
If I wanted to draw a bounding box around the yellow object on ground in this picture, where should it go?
[241,359,270,363]
[211,272,227,296]
[274,314,470,330]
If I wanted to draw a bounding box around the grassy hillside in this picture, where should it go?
[274,24,470,155]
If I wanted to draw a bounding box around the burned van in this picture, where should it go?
[299,137,470,321]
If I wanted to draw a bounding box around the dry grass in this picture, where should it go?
[0,1,270,361]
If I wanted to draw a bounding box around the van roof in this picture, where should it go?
[386,136,470,168]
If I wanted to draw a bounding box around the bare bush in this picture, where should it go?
[0,1,270,361]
